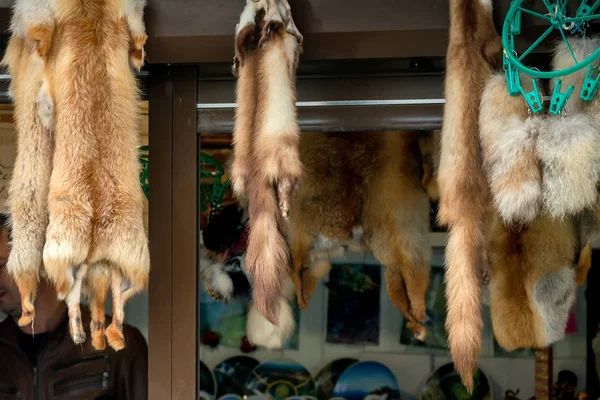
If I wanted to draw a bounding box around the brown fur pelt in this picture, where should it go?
[4,0,149,351]
[479,73,545,226]
[231,0,303,327]
[537,36,600,219]
[436,0,501,391]
[289,131,431,341]
[488,212,578,351]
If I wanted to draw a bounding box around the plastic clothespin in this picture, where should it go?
[503,53,522,96]
[510,9,522,35]
[549,79,575,115]
[520,78,543,113]
[580,64,600,101]
[575,0,593,19]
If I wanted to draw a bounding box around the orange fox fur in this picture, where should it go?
[231,0,303,326]
[289,131,431,340]
[5,0,149,351]
[1,14,54,330]
[437,0,501,391]
[488,213,579,351]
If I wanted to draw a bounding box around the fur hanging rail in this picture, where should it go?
[2,0,150,351]
[289,131,434,341]
[230,0,304,328]
[436,0,502,392]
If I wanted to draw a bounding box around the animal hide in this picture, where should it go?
[4,0,150,351]
[289,131,431,341]
[537,36,600,219]
[1,1,55,330]
[199,203,296,348]
[419,130,440,201]
[231,0,303,327]
[436,0,501,390]
[488,212,578,351]
[479,73,544,226]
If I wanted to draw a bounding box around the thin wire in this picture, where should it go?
[558,26,579,64]
[519,25,555,61]
[517,6,552,21]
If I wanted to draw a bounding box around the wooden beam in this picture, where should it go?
[148,65,173,400]
[170,66,199,400]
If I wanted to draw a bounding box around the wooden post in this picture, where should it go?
[534,347,553,400]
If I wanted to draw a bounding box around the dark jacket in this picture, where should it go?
[0,308,148,399]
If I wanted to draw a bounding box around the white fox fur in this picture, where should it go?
[479,73,544,226]
[537,115,600,219]
[538,37,600,219]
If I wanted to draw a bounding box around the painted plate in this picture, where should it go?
[333,361,401,400]
[244,358,316,400]
[200,360,218,400]
[419,363,492,400]
[314,358,359,400]
[214,356,260,399]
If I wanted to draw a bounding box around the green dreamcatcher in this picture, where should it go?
[502,0,600,114]
[138,145,149,199]
[200,152,231,218]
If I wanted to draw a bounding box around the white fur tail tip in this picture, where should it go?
[246,297,295,349]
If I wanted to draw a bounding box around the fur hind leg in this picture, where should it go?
[363,133,431,339]
[106,270,126,351]
[85,263,111,350]
[14,271,38,327]
[66,264,88,345]
[106,268,145,351]
[384,266,426,341]
[123,0,147,71]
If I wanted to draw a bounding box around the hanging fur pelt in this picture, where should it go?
[479,73,545,226]
[231,0,303,327]
[199,203,296,348]
[488,212,580,351]
[4,0,150,351]
[537,36,600,219]
[289,131,432,341]
[437,0,502,391]
[1,0,55,330]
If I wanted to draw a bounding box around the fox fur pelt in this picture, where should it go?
[479,73,545,226]
[289,131,432,341]
[230,0,303,327]
[4,0,149,351]
[437,0,502,390]
[488,212,581,351]
[537,36,600,219]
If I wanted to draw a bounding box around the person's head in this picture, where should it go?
[0,213,17,317]
[554,370,578,399]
